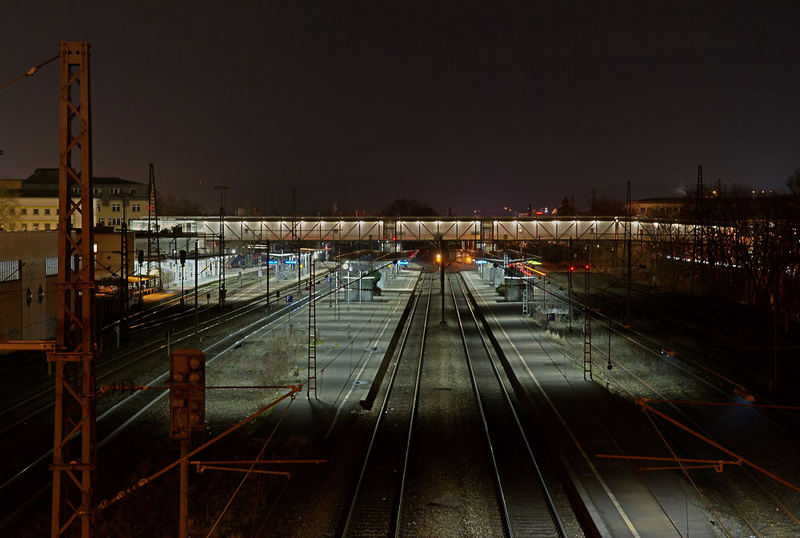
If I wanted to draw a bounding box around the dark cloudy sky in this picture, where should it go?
[1,1,799,215]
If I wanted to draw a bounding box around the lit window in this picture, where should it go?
[33,223,40,231]
[21,223,27,230]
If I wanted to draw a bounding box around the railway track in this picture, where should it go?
[0,260,398,531]
[341,271,573,537]
[472,269,800,536]
[0,290,314,530]
[0,269,315,438]
[450,273,565,537]
[340,272,433,537]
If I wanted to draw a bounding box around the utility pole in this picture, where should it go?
[265,238,270,311]
[51,41,97,538]
[439,237,446,325]
[146,163,162,291]
[214,185,228,309]
[568,238,574,331]
[626,180,632,327]
[583,262,592,381]
[119,193,130,342]
[692,165,704,295]
[292,187,301,296]
[194,242,199,339]
[308,260,317,398]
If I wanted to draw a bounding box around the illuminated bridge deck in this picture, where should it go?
[130,216,699,244]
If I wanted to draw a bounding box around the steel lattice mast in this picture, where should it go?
[308,259,317,398]
[51,41,97,537]
[146,162,162,290]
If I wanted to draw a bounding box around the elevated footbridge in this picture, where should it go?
[130,216,697,245]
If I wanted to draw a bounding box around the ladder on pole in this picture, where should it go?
[146,163,162,290]
[307,260,317,398]
[522,279,529,316]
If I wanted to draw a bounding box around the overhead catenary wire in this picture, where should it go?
[206,394,295,537]
[0,54,59,91]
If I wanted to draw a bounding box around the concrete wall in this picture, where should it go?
[0,232,57,340]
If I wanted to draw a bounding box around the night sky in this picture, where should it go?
[2,1,799,215]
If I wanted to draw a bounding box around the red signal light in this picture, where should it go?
[569,266,575,272]
[585,264,590,270]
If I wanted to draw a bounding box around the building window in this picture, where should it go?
[129,188,136,195]
[33,223,40,231]
[33,208,39,215]
[111,187,120,195]
[72,187,80,194]
[45,208,51,215]
[56,209,59,215]
[20,208,27,215]
[21,223,27,230]
[132,203,141,212]
[93,187,101,195]
[45,223,51,230]
[112,203,121,212]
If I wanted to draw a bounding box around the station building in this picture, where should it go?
[0,168,147,232]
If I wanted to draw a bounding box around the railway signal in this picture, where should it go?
[169,349,205,538]
[179,250,187,306]
[169,349,206,440]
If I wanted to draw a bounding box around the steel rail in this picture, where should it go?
[450,274,514,536]
[392,272,434,536]
[340,272,433,537]
[452,273,566,537]
[0,275,303,435]
[0,289,312,498]
[0,286,315,532]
